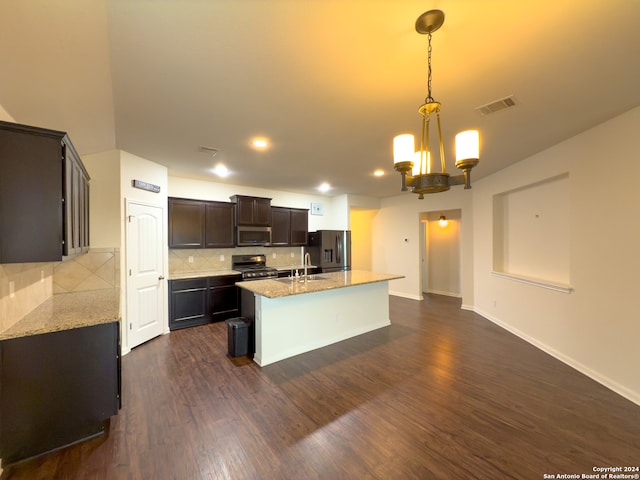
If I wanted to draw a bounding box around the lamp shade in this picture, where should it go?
[394,134,415,165]
[455,130,479,161]
[412,151,429,176]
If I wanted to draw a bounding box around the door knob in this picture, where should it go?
[158,275,165,280]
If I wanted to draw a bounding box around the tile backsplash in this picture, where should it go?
[169,246,305,274]
[0,248,119,333]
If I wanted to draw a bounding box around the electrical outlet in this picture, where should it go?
[290,252,295,257]
[9,281,15,298]
[188,256,194,263]
[220,254,225,261]
[272,253,276,259]
[493,300,497,307]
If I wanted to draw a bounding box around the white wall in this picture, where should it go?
[372,188,474,305]
[472,106,640,405]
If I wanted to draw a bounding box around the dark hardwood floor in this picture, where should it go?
[3,294,639,479]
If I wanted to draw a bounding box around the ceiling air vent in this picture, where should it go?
[475,95,517,116]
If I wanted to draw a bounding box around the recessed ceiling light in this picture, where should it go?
[212,164,229,177]
[318,182,331,193]
[374,169,385,177]
[251,137,269,149]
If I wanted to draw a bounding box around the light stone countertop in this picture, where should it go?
[168,265,317,281]
[0,288,120,341]
[236,270,404,299]
[168,270,241,281]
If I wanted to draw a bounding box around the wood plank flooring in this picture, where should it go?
[3,294,639,479]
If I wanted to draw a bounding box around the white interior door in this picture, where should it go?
[126,201,165,349]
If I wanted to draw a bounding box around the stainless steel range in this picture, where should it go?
[232,254,278,280]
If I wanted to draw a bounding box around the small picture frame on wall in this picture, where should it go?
[310,202,324,215]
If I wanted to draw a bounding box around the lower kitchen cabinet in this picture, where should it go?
[169,278,209,330]
[0,322,121,465]
[210,275,241,322]
[169,274,241,330]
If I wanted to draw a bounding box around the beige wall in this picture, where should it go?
[83,150,122,248]
[425,210,461,297]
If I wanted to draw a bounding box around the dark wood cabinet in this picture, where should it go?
[209,275,241,322]
[0,322,120,465]
[230,195,272,226]
[64,146,90,256]
[169,274,241,330]
[168,198,235,249]
[205,202,235,248]
[168,198,205,248]
[290,208,309,246]
[169,277,209,330]
[0,120,90,263]
[271,206,291,246]
[270,207,309,246]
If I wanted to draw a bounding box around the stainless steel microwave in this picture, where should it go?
[236,225,272,246]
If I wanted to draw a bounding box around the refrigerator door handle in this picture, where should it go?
[336,234,341,264]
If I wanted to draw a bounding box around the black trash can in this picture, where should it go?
[226,317,249,357]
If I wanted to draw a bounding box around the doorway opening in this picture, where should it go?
[420,209,462,298]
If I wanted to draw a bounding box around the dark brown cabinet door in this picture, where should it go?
[210,275,241,321]
[168,198,205,248]
[271,207,291,246]
[169,275,241,330]
[0,322,120,465]
[168,278,209,330]
[231,195,272,226]
[0,132,61,262]
[254,197,272,225]
[63,144,90,257]
[205,202,235,248]
[290,208,309,246]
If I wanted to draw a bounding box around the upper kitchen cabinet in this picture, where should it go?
[230,195,271,226]
[205,201,235,248]
[168,197,235,249]
[271,207,309,246]
[168,198,205,248]
[0,120,90,263]
[290,208,309,246]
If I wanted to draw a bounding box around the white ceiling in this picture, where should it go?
[2,0,640,198]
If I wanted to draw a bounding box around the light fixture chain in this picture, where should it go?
[425,31,434,104]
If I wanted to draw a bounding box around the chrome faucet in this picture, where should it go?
[304,252,311,279]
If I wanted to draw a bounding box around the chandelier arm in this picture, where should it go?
[436,111,446,173]
[422,114,429,174]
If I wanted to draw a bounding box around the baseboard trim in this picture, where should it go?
[475,308,640,407]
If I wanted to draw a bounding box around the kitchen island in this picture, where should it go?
[236,270,403,366]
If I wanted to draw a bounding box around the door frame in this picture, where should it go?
[123,199,168,354]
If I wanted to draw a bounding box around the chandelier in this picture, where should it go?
[393,9,480,199]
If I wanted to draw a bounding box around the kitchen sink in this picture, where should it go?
[275,275,330,283]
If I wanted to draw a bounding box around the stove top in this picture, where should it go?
[232,254,278,280]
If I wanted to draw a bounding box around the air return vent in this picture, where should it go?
[475,95,517,116]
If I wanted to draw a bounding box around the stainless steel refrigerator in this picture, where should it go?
[308,230,351,272]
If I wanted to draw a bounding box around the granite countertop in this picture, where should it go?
[0,289,121,341]
[168,269,241,280]
[236,270,404,299]
[168,265,317,281]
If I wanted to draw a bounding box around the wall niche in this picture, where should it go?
[493,173,571,291]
